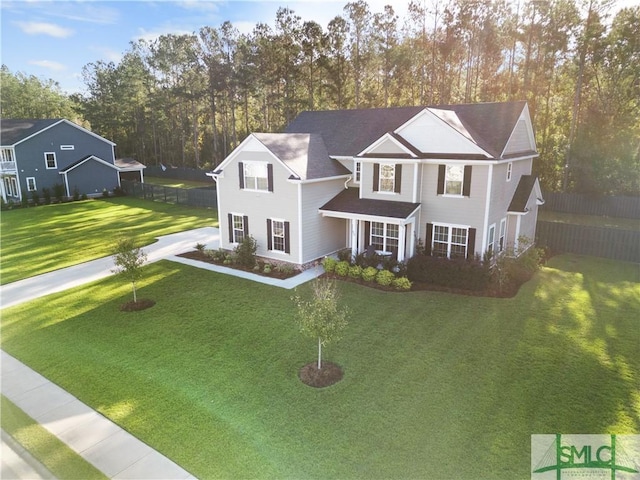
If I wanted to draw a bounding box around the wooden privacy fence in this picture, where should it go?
[121,180,216,209]
[541,192,640,219]
[536,221,640,263]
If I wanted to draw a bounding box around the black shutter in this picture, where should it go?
[284,221,290,253]
[238,162,244,189]
[364,221,371,248]
[373,163,380,192]
[467,228,476,259]
[243,216,249,236]
[267,164,274,192]
[228,213,234,243]
[437,165,445,195]
[425,223,433,255]
[463,166,472,196]
[394,164,402,193]
[267,219,272,250]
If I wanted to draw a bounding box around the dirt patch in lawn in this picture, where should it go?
[299,362,344,388]
[120,299,156,312]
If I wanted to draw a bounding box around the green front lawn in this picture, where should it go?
[1,254,638,479]
[0,197,216,284]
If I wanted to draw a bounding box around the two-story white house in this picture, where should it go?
[211,101,543,267]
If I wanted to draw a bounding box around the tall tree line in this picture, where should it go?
[3,1,639,195]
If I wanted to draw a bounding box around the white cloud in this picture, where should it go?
[29,60,67,71]
[16,21,74,38]
[90,46,123,63]
[135,26,193,43]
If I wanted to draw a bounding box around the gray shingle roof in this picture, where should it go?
[284,107,425,157]
[320,187,421,219]
[285,101,531,160]
[508,175,538,212]
[1,119,61,145]
[253,133,350,180]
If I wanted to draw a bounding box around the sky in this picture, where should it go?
[1,0,637,96]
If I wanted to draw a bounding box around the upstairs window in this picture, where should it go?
[437,164,472,196]
[373,163,402,193]
[1,149,14,162]
[499,218,506,252]
[239,161,273,192]
[506,162,513,182]
[45,152,57,169]
[354,161,361,183]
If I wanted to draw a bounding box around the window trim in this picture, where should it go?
[229,213,248,244]
[498,218,506,252]
[369,221,399,254]
[506,162,513,182]
[354,161,361,184]
[267,218,290,254]
[427,222,476,260]
[487,223,496,255]
[11,177,18,196]
[239,161,273,192]
[437,164,472,197]
[44,152,57,169]
[26,177,37,192]
[60,145,75,151]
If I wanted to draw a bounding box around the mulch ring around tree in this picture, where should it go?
[299,361,344,388]
[120,299,156,312]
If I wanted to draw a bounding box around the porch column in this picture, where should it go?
[398,221,406,262]
[0,178,6,203]
[350,219,358,259]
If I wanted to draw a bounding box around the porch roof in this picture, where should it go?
[319,188,420,220]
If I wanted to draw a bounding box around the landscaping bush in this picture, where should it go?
[376,269,395,286]
[31,190,40,205]
[234,235,257,268]
[361,266,378,282]
[354,251,379,269]
[276,263,295,276]
[53,183,65,203]
[195,243,206,253]
[337,249,352,263]
[322,257,337,274]
[348,265,362,279]
[42,187,52,205]
[263,264,272,274]
[406,255,490,291]
[72,187,80,202]
[392,277,412,291]
[334,261,350,277]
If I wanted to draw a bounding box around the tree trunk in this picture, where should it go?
[317,337,322,370]
[133,281,137,303]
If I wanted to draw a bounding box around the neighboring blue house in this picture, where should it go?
[0,118,145,203]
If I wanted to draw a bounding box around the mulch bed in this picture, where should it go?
[120,299,156,311]
[178,251,298,280]
[299,362,344,388]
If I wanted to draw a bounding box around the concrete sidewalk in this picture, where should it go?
[1,351,195,479]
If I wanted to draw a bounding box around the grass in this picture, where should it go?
[1,254,638,479]
[538,210,640,230]
[1,395,108,479]
[144,176,213,189]
[0,197,216,284]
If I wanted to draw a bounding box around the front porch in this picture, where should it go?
[319,188,421,262]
